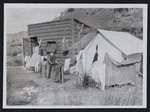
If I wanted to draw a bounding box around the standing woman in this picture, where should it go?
[46,52,51,79]
[26,39,42,73]
[33,39,42,73]
[47,52,57,79]
[50,53,62,83]
[24,52,31,69]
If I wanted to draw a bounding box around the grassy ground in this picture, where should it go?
[6,68,142,106]
[7,56,23,67]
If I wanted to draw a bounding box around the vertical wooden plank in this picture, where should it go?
[61,64,64,83]
[22,38,25,68]
[78,31,81,53]
[29,38,32,56]
[28,26,30,36]
[71,19,75,57]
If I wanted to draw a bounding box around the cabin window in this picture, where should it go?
[47,41,56,53]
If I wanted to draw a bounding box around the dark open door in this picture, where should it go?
[23,38,31,56]
[22,38,32,67]
[30,37,38,55]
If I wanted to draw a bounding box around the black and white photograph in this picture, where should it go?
[3,4,147,108]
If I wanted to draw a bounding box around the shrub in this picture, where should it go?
[67,8,74,13]
[7,46,22,56]
[83,76,97,88]
[12,51,17,56]
[9,39,22,47]
[12,46,22,54]
[7,47,12,56]
[7,56,23,67]
[15,59,23,66]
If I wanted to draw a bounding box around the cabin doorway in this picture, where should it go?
[30,37,38,55]
[23,38,31,57]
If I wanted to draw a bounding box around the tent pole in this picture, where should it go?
[78,31,81,53]
[77,24,84,53]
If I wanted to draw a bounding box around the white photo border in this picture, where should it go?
[3,3,148,109]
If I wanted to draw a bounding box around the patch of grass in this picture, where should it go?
[7,56,23,67]
[7,46,22,56]
[6,68,143,106]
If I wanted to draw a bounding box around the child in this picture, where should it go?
[24,52,31,69]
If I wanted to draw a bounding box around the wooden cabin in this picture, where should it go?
[22,18,93,65]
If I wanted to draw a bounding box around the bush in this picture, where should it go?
[67,8,74,13]
[83,76,97,88]
[7,47,12,56]
[12,51,17,56]
[7,46,22,56]
[15,59,23,66]
[9,40,22,47]
[7,56,23,67]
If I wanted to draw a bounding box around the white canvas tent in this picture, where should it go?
[75,29,143,90]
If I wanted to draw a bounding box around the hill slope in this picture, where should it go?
[7,8,143,42]
[55,8,143,39]
[7,31,28,43]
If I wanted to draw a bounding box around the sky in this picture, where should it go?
[6,8,67,34]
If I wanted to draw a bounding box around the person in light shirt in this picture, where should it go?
[40,51,47,78]
[24,52,31,69]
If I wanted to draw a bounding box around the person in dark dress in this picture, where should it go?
[46,52,51,79]
[47,52,57,79]
[50,53,63,83]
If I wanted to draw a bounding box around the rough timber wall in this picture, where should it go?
[28,19,73,63]
[28,19,92,64]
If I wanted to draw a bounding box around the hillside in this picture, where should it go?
[7,8,143,43]
[7,31,28,43]
[55,8,143,39]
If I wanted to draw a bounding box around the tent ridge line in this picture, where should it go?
[98,31,127,56]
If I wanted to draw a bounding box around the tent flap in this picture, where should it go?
[104,53,140,86]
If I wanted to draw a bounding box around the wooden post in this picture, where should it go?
[77,32,80,53]
[76,24,84,86]
[61,64,64,83]
[22,38,25,68]
[71,19,75,57]
[30,37,32,56]
[77,24,84,53]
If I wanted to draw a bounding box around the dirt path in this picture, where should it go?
[6,68,143,106]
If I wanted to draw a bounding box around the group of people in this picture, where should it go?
[40,51,57,79]
[24,40,61,82]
